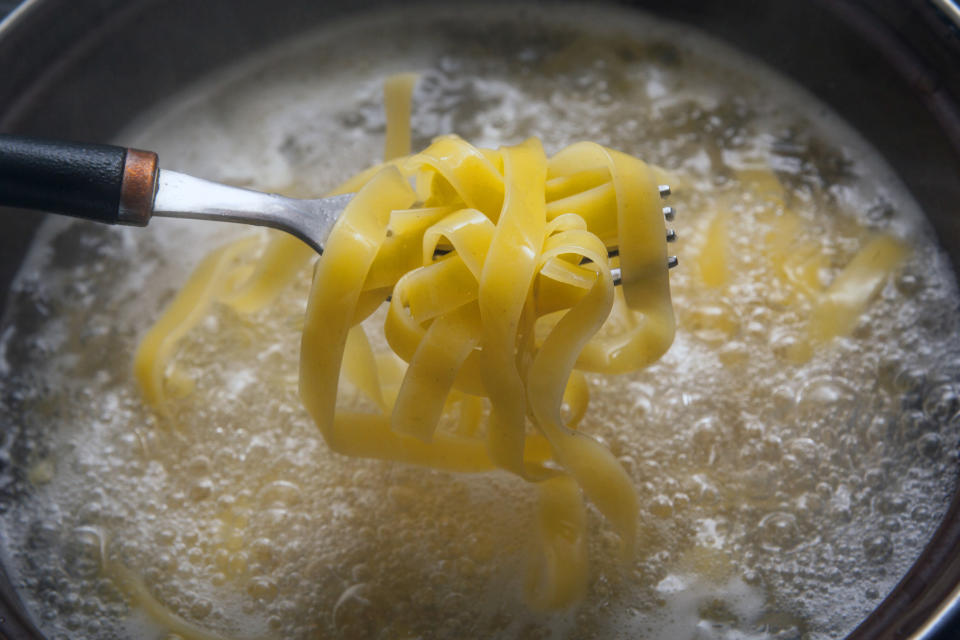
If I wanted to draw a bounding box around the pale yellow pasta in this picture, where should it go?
[133,236,258,407]
[525,476,588,609]
[809,234,910,341]
[692,168,911,364]
[132,74,680,628]
[382,72,419,160]
[107,562,256,640]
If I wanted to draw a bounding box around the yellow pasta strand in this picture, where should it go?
[525,476,589,610]
[562,369,589,429]
[383,72,420,160]
[342,324,387,412]
[391,302,482,441]
[108,562,256,640]
[526,233,638,559]
[809,234,910,341]
[133,236,258,407]
[478,139,548,476]
[299,167,417,449]
[697,210,730,288]
[406,135,505,215]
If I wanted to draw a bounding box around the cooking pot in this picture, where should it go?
[0,1,959,638]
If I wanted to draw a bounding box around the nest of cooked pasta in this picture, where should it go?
[134,74,676,610]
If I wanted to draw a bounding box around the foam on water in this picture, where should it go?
[1,5,959,640]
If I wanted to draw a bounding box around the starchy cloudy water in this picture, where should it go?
[1,5,959,640]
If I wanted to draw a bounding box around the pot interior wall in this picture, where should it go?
[0,1,958,639]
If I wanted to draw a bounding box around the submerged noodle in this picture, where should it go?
[132,75,677,623]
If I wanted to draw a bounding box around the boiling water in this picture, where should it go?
[1,5,959,640]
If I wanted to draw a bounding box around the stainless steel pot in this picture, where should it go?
[0,1,958,638]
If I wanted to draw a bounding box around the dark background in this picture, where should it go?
[0,2,17,19]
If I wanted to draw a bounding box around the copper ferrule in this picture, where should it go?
[117,148,159,226]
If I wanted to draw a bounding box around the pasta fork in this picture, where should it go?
[0,135,678,281]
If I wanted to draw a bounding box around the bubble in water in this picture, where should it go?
[862,534,893,564]
[251,537,275,564]
[899,410,934,442]
[895,367,926,394]
[26,520,60,551]
[770,330,812,363]
[718,341,750,366]
[743,461,779,500]
[787,438,818,467]
[186,455,212,476]
[248,577,279,602]
[189,478,214,501]
[685,301,740,346]
[794,492,823,520]
[691,417,722,464]
[650,494,674,518]
[797,377,858,428]
[155,528,177,547]
[896,271,924,296]
[917,432,943,460]
[895,367,927,409]
[923,384,960,424]
[189,599,212,619]
[876,493,908,515]
[769,385,797,419]
[881,516,903,532]
[259,480,302,507]
[759,512,801,551]
[63,527,102,579]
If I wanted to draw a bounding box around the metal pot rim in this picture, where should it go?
[1,1,959,639]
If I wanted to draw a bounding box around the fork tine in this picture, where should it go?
[610,256,678,286]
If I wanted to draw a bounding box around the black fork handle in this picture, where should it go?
[0,134,159,226]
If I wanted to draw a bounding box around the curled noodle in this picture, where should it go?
[132,74,676,623]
